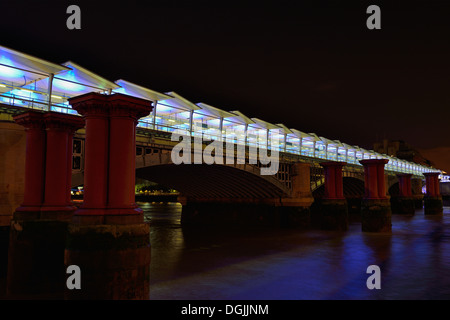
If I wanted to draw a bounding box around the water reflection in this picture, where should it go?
[139,202,450,300]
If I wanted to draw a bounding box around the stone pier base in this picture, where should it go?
[361,198,392,232]
[390,196,415,215]
[424,196,443,215]
[413,195,424,209]
[346,197,363,223]
[6,219,69,298]
[278,206,310,229]
[0,226,9,285]
[313,199,348,231]
[64,223,151,300]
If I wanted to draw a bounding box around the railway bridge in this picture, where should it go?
[0,45,444,300]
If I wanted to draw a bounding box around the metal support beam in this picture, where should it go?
[47,73,54,111]
[189,110,194,135]
[152,102,158,130]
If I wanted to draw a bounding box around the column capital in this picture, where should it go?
[68,92,109,117]
[13,111,45,130]
[68,92,153,121]
[43,112,85,132]
[108,93,153,120]
[397,173,412,178]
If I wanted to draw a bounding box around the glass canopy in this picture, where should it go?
[0,45,441,177]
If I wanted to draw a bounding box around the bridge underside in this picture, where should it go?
[313,177,365,199]
[136,163,310,228]
[136,164,289,201]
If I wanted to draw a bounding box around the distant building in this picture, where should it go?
[373,139,434,167]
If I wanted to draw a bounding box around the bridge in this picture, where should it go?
[0,45,445,299]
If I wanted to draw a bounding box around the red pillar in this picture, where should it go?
[8,111,84,297]
[423,172,443,215]
[69,94,109,217]
[65,93,152,299]
[66,131,75,204]
[320,161,346,199]
[316,161,348,231]
[13,112,46,218]
[69,93,152,223]
[377,164,387,199]
[40,112,84,218]
[359,159,391,232]
[424,172,440,197]
[107,95,147,215]
[435,174,441,197]
[391,173,415,215]
[397,174,412,197]
[368,164,379,198]
[360,159,389,199]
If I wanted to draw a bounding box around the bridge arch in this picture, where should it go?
[312,176,365,199]
[135,163,291,200]
[388,182,400,197]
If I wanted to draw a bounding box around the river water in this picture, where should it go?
[141,202,450,300]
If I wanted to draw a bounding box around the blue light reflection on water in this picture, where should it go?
[140,202,450,300]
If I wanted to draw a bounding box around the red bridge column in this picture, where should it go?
[41,112,84,220]
[423,172,443,215]
[316,161,348,231]
[360,159,388,199]
[321,161,345,199]
[69,93,152,223]
[424,172,440,197]
[66,93,153,300]
[106,94,151,223]
[8,111,47,297]
[12,112,46,220]
[391,174,415,215]
[68,93,109,222]
[398,174,412,197]
[66,129,77,205]
[359,159,391,232]
[7,111,84,298]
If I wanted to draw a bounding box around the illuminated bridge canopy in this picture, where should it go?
[0,45,442,177]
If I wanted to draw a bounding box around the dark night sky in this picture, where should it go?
[2,1,450,166]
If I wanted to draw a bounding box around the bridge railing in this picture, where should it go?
[0,90,78,115]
